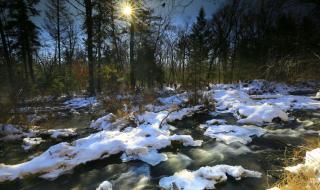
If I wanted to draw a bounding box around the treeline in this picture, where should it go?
[0,0,319,98]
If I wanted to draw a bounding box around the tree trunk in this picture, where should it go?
[129,20,135,89]
[0,15,13,85]
[57,0,61,67]
[85,0,95,95]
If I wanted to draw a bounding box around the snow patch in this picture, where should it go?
[204,125,265,144]
[64,97,97,109]
[22,137,45,150]
[96,180,112,190]
[213,89,288,124]
[159,165,262,190]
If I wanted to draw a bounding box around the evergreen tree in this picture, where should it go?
[188,7,209,103]
[6,0,40,82]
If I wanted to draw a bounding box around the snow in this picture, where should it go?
[237,103,288,124]
[64,97,97,109]
[285,148,320,181]
[46,128,77,138]
[159,165,262,190]
[213,89,288,124]
[136,105,203,130]
[258,95,320,111]
[204,125,265,144]
[0,123,201,182]
[90,113,116,131]
[96,180,112,190]
[158,92,188,106]
[22,137,45,150]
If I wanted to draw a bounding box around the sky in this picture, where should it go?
[34,0,221,27]
[33,0,222,49]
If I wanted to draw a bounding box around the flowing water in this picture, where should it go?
[1,108,320,190]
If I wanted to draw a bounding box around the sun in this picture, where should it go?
[120,2,133,17]
[123,5,132,16]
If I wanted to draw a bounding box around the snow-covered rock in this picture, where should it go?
[158,92,188,106]
[204,125,265,144]
[96,180,112,190]
[159,165,262,190]
[136,105,203,129]
[22,137,45,150]
[285,148,320,181]
[237,103,288,124]
[0,124,201,182]
[258,95,320,111]
[46,128,77,139]
[213,89,288,124]
[64,97,97,109]
[90,113,116,131]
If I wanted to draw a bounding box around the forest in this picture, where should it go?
[0,0,320,189]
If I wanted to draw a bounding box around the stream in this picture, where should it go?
[1,105,319,190]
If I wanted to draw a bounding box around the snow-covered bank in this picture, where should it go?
[159,165,261,190]
[285,148,320,181]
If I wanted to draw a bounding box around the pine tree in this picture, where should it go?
[188,7,209,103]
[6,0,40,82]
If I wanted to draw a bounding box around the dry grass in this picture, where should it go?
[271,138,320,190]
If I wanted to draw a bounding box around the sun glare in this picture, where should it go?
[123,5,132,16]
[121,2,133,17]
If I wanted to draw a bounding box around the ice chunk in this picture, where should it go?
[159,165,261,190]
[204,125,265,144]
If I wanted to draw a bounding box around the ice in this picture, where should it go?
[159,165,262,190]
[204,125,265,144]
[0,124,201,182]
[64,97,97,109]
[22,137,45,150]
[96,180,112,190]
[285,148,320,181]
